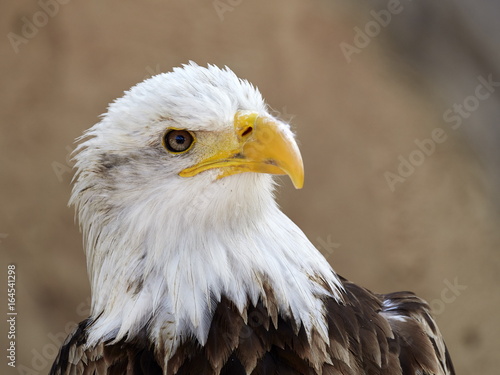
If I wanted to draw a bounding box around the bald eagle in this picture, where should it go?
[50,63,455,375]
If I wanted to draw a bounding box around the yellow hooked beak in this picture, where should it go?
[179,111,304,188]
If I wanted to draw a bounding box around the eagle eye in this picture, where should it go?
[163,129,195,153]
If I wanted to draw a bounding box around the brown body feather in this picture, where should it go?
[50,277,454,375]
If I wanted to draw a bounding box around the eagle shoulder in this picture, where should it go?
[379,289,455,375]
[325,277,455,375]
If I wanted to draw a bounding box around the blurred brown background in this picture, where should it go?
[1,0,499,374]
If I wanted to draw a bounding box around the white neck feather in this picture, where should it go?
[73,169,344,355]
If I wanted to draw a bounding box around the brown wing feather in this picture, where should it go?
[51,279,454,375]
[49,319,163,375]
[331,277,455,375]
[379,290,456,375]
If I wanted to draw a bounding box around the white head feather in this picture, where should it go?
[70,62,344,354]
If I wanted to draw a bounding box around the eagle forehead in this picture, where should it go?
[103,63,266,134]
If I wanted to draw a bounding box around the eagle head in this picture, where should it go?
[71,62,340,350]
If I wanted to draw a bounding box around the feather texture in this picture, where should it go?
[51,63,455,375]
[51,279,454,374]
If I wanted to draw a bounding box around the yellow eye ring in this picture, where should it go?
[162,128,196,154]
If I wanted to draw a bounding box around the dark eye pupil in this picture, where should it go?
[164,130,194,153]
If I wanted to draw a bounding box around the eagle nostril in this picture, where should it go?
[241,126,253,137]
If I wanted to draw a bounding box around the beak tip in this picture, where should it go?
[290,171,304,189]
